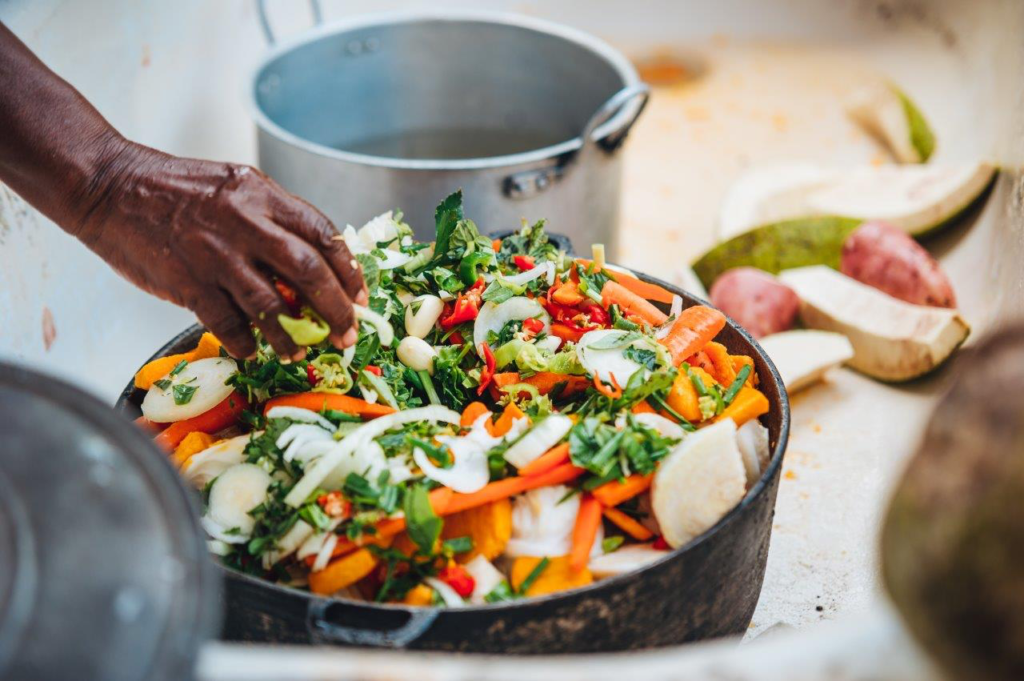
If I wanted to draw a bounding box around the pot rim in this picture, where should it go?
[117,267,790,617]
[247,10,643,171]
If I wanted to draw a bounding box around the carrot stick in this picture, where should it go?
[570,495,603,572]
[601,281,668,326]
[444,463,585,516]
[602,507,654,541]
[460,401,492,430]
[660,305,726,367]
[154,391,248,451]
[518,442,571,477]
[134,415,164,434]
[592,473,653,508]
[593,374,623,399]
[631,401,656,415]
[714,387,769,427]
[576,259,676,304]
[263,392,395,419]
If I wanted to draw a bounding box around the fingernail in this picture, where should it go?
[280,356,292,365]
[342,328,358,347]
[356,289,369,306]
[292,349,307,362]
[329,333,347,349]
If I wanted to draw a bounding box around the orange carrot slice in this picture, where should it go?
[592,473,653,508]
[576,259,675,304]
[660,305,726,366]
[444,463,585,516]
[518,442,571,477]
[263,393,395,419]
[460,401,493,431]
[602,507,654,541]
[570,495,603,572]
[492,401,526,437]
[601,281,668,326]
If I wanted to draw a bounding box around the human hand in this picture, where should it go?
[73,143,367,360]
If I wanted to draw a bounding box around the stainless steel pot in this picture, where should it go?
[249,8,649,256]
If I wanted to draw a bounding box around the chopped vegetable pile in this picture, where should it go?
[136,191,772,606]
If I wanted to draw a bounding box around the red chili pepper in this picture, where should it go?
[363,365,382,376]
[317,491,351,518]
[580,299,610,326]
[440,279,486,330]
[477,343,496,396]
[306,363,319,387]
[437,564,476,599]
[652,536,670,550]
[448,330,465,345]
[521,317,545,341]
[513,255,535,271]
[275,279,301,315]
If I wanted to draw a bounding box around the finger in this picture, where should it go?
[190,288,257,359]
[219,261,303,361]
[259,230,358,349]
[273,198,368,305]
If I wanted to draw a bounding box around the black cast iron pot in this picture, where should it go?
[115,249,789,654]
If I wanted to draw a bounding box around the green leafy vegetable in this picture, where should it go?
[172,383,198,405]
[404,484,443,554]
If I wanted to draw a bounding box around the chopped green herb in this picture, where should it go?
[602,536,625,553]
[404,484,443,554]
[517,557,551,595]
[170,359,188,376]
[153,378,172,391]
[172,383,198,405]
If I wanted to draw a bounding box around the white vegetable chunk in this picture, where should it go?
[464,555,506,604]
[651,419,747,549]
[205,463,273,541]
[414,414,496,493]
[397,336,438,374]
[473,297,550,357]
[502,415,572,470]
[735,419,770,487]
[141,357,237,423]
[404,295,444,339]
[576,329,645,386]
[759,329,854,393]
[183,435,251,489]
[589,544,667,578]
[354,304,394,347]
[265,406,336,431]
[504,485,579,558]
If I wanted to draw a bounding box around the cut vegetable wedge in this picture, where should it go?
[651,419,747,548]
[779,266,969,382]
[141,357,237,423]
[718,162,841,240]
[846,82,935,164]
[759,329,854,393]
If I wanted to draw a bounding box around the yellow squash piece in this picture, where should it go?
[510,556,593,597]
[171,431,218,468]
[309,538,392,595]
[714,387,769,427]
[441,498,512,562]
[402,584,436,606]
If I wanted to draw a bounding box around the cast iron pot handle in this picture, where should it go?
[256,0,322,45]
[503,82,651,199]
[307,600,439,648]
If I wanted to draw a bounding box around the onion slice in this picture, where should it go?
[354,304,394,347]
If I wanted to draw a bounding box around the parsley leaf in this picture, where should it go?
[404,484,442,554]
[170,360,188,376]
[172,383,198,405]
[153,378,172,391]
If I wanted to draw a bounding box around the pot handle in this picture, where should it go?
[307,599,439,648]
[503,82,651,199]
[256,0,323,45]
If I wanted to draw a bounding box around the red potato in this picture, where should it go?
[709,267,799,339]
[841,221,956,308]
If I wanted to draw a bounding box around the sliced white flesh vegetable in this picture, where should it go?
[735,419,770,487]
[535,335,562,354]
[631,412,687,441]
[397,336,438,375]
[502,414,572,470]
[718,162,840,239]
[342,211,402,254]
[354,304,394,347]
[141,357,237,423]
[263,520,314,568]
[759,329,854,393]
[503,261,554,287]
[652,419,747,549]
[183,435,250,489]
[205,463,273,541]
[321,439,388,491]
[588,543,666,578]
[505,485,579,558]
[285,406,460,506]
[576,329,645,386]
[414,414,496,493]
[312,534,340,573]
[276,423,336,463]
[806,163,995,236]
[464,555,506,604]
[424,577,466,608]
[779,266,969,381]
[845,82,933,164]
[374,249,412,270]
[207,540,232,557]
[404,295,444,339]
[473,297,550,357]
[265,406,336,432]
